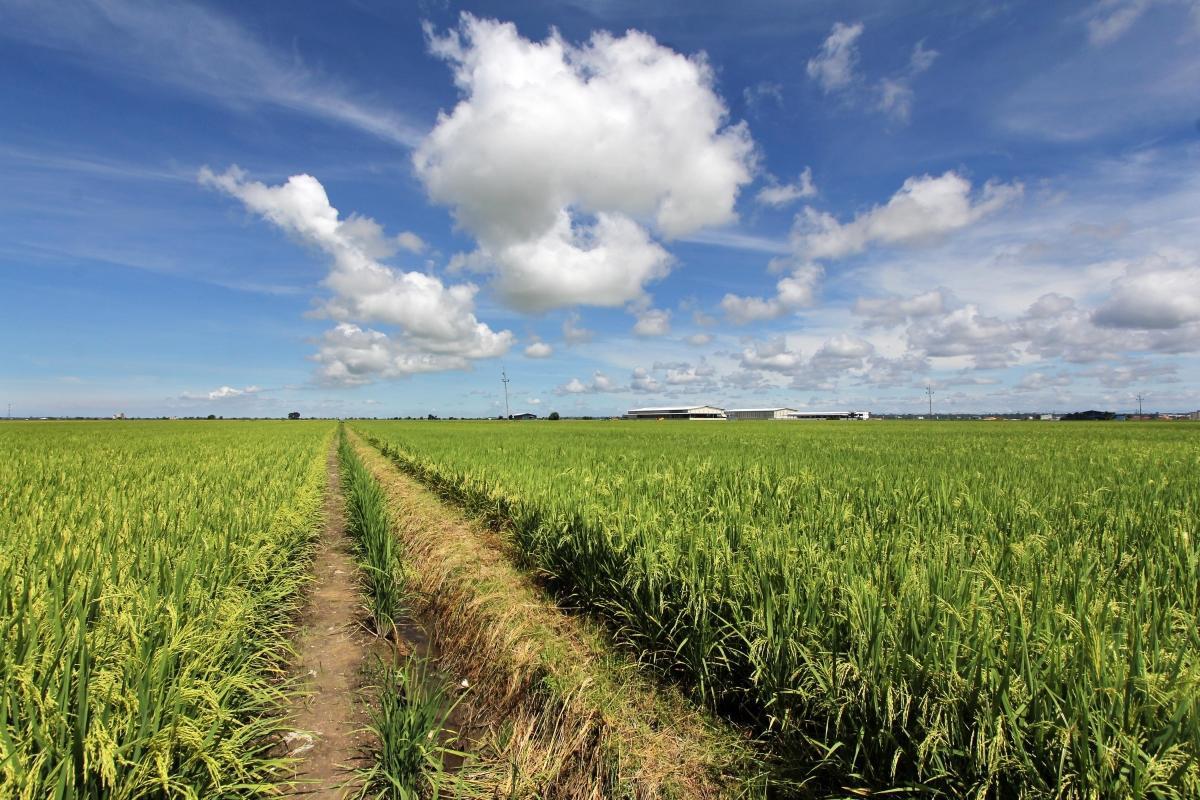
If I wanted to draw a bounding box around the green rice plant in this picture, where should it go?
[0,420,334,798]
[358,656,463,800]
[340,431,405,637]
[355,420,1200,799]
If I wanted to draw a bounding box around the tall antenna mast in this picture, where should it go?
[1136,393,1144,416]
[501,368,511,419]
[926,385,935,418]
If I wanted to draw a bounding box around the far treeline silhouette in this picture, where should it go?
[1061,410,1116,421]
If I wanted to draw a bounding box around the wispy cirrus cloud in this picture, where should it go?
[806,21,938,124]
[806,21,864,92]
[0,0,423,146]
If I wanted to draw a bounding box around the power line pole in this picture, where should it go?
[501,368,511,419]
[926,385,935,418]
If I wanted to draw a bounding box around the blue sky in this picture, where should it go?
[2,0,1198,417]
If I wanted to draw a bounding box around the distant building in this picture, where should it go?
[785,410,871,421]
[511,412,537,420]
[726,407,797,421]
[1189,410,1200,421]
[626,406,726,420]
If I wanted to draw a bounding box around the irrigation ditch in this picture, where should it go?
[333,426,764,799]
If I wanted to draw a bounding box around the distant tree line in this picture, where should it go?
[1061,410,1115,421]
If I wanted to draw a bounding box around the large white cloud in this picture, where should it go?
[200,166,512,383]
[313,324,488,385]
[1092,253,1200,329]
[797,171,1023,260]
[905,304,1019,367]
[414,14,754,311]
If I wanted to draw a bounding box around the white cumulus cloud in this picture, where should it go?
[524,341,554,358]
[210,384,258,399]
[740,337,807,373]
[414,14,754,312]
[313,323,495,385]
[555,370,620,394]
[721,263,822,324]
[854,288,951,327]
[632,306,672,336]
[756,167,817,207]
[1092,253,1200,329]
[798,171,1022,260]
[200,166,512,384]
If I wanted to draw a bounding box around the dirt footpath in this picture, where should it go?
[286,443,375,798]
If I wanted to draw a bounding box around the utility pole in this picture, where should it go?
[501,368,511,419]
[1136,393,1144,417]
[926,385,935,418]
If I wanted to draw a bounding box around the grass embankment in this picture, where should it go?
[0,421,332,798]
[352,420,1200,799]
[339,431,462,798]
[346,430,760,799]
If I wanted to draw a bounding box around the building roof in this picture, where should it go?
[789,410,854,415]
[727,407,797,413]
[627,406,724,413]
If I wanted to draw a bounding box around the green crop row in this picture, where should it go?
[339,431,405,638]
[354,420,1200,799]
[0,420,334,799]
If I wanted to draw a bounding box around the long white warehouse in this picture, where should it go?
[626,406,726,420]
[726,408,798,420]
[786,410,871,420]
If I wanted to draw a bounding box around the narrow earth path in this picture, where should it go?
[286,441,374,798]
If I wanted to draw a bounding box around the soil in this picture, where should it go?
[285,442,376,798]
